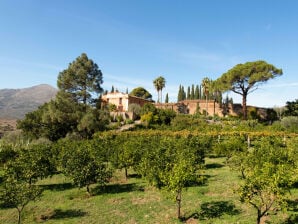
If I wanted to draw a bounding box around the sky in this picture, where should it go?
[0,0,298,107]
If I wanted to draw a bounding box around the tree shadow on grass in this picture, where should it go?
[40,182,75,191]
[127,173,142,179]
[185,174,211,188]
[286,199,298,212]
[92,183,144,195]
[283,214,298,224]
[281,199,298,224]
[39,209,87,221]
[291,181,298,189]
[182,201,240,222]
[205,163,224,169]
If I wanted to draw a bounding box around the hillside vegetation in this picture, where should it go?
[0,84,57,119]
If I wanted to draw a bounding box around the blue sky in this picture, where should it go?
[0,0,297,107]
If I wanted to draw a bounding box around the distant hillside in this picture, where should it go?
[0,84,57,119]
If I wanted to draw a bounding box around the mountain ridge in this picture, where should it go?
[0,84,57,119]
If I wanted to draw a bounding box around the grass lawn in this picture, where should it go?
[1,157,298,224]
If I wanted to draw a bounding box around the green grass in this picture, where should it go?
[1,157,298,224]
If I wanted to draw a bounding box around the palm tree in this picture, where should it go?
[153,76,166,103]
[201,77,210,117]
[210,80,222,117]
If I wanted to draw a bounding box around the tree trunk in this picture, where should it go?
[242,93,247,120]
[17,207,23,224]
[257,209,262,224]
[206,95,208,117]
[125,167,128,181]
[176,189,182,219]
[213,100,215,117]
[161,89,163,103]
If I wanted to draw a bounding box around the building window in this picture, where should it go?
[119,98,122,104]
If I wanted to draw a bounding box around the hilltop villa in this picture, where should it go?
[101,90,269,120]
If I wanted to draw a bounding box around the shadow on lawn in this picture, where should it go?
[205,163,224,169]
[286,199,298,212]
[40,182,74,191]
[282,199,298,224]
[127,173,142,179]
[283,214,298,224]
[185,174,211,188]
[39,209,87,221]
[92,183,144,195]
[182,200,240,222]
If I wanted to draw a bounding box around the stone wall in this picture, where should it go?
[155,100,224,116]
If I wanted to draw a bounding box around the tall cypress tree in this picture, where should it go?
[187,86,191,100]
[165,93,169,103]
[181,86,186,100]
[177,85,182,102]
[191,84,195,100]
[195,85,200,99]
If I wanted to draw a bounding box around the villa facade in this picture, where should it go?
[101,91,152,112]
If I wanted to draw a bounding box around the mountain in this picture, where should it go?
[0,84,57,119]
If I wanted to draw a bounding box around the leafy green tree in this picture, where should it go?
[140,103,157,116]
[216,61,282,120]
[0,143,17,167]
[157,109,176,125]
[153,76,166,103]
[160,136,206,219]
[129,87,152,100]
[128,103,142,119]
[41,91,84,140]
[60,140,112,194]
[18,89,109,141]
[77,107,110,138]
[285,99,298,116]
[136,136,206,219]
[4,144,56,185]
[0,178,42,224]
[57,53,103,105]
[111,135,142,180]
[279,116,298,132]
[233,137,296,224]
[213,135,246,160]
[140,112,157,127]
[134,135,164,187]
[16,103,48,140]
